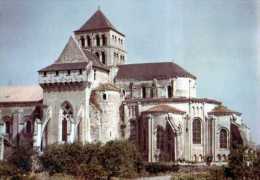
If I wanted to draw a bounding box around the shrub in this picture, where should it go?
[40,142,86,175]
[145,162,179,175]
[7,143,34,173]
[99,140,143,178]
[0,161,17,177]
[40,140,143,178]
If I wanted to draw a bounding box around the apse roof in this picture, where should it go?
[115,62,196,81]
[208,105,241,116]
[143,104,185,114]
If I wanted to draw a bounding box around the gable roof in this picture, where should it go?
[143,104,185,115]
[75,10,124,36]
[0,86,43,103]
[56,36,88,64]
[115,62,196,81]
[39,37,109,72]
[208,105,241,116]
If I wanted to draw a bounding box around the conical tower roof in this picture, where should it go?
[75,9,124,36]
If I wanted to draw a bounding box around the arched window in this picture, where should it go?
[192,118,201,144]
[101,51,106,64]
[61,101,73,142]
[167,85,173,98]
[101,34,106,46]
[80,36,85,48]
[102,93,107,100]
[86,35,91,47]
[96,35,100,47]
[220,129,228,148]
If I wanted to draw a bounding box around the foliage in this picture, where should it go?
[98,140,143,178]
[40,140,143,178]
[145,162,179,175]
[0,161,17,177]
[7,143,34,173]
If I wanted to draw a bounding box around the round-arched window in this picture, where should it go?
[192,118,201,144]
[220,129,228,148]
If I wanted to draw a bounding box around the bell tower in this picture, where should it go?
[74,9,127,68]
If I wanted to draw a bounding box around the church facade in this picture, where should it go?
[0,10,252,162]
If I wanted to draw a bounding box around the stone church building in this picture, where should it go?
[0,9,252,162]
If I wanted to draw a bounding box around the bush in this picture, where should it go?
[7,143,34,174]
[145,162,179,175]
[40,140,143,178]
[0,161,17,177]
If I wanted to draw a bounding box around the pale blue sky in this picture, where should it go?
[0,0,259,143]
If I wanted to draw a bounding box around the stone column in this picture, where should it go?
[148,114,154,162]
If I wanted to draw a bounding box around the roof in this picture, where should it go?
[39,62,89,72]
[208,105,241,116]
[115,62,196,81]
[94,83,120,92]
[39,37,109,72]
[0,86,43,103]
[124,97,221,105]
[83,50,109,71]
[75,10,124,36]
[142,104,185,114]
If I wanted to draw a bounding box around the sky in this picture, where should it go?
[0,0,259,143]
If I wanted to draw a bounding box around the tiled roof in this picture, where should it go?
[208,105,241,116]
[143,104,185,114]
[75,10,124,36]
[115,62,196,81]
[39,62,89,72]
[0,86,43,103]
[94,83,120,92]
[124,97,221,105]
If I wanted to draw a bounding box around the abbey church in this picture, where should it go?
[0,9,252,162]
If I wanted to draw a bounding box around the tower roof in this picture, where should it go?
[75,10,124,36]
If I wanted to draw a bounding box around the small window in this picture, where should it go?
[79,69,82,75]
[96,35,100,47]
[86,35,91,47]
[102,34,106,46]
[103,93,107,100]
[5,121,11,134]
[167,85,173,98]
[26,121,32,134]
[94,70,96,80]
[95,52,100,59]
[55,71,59,76]
[67,70,71,76]
[142,87,146,98]
[80,36,85,48]
[101,52,106,64]
[43,72,47,77]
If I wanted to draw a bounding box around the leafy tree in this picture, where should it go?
[99,140,143,179]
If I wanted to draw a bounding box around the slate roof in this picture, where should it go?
[208,105,241,116]
[75,10,124,36]
[143,104,185,114]
[0,86,43,103]
[115,62,196,81]
[39,37,109,72]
